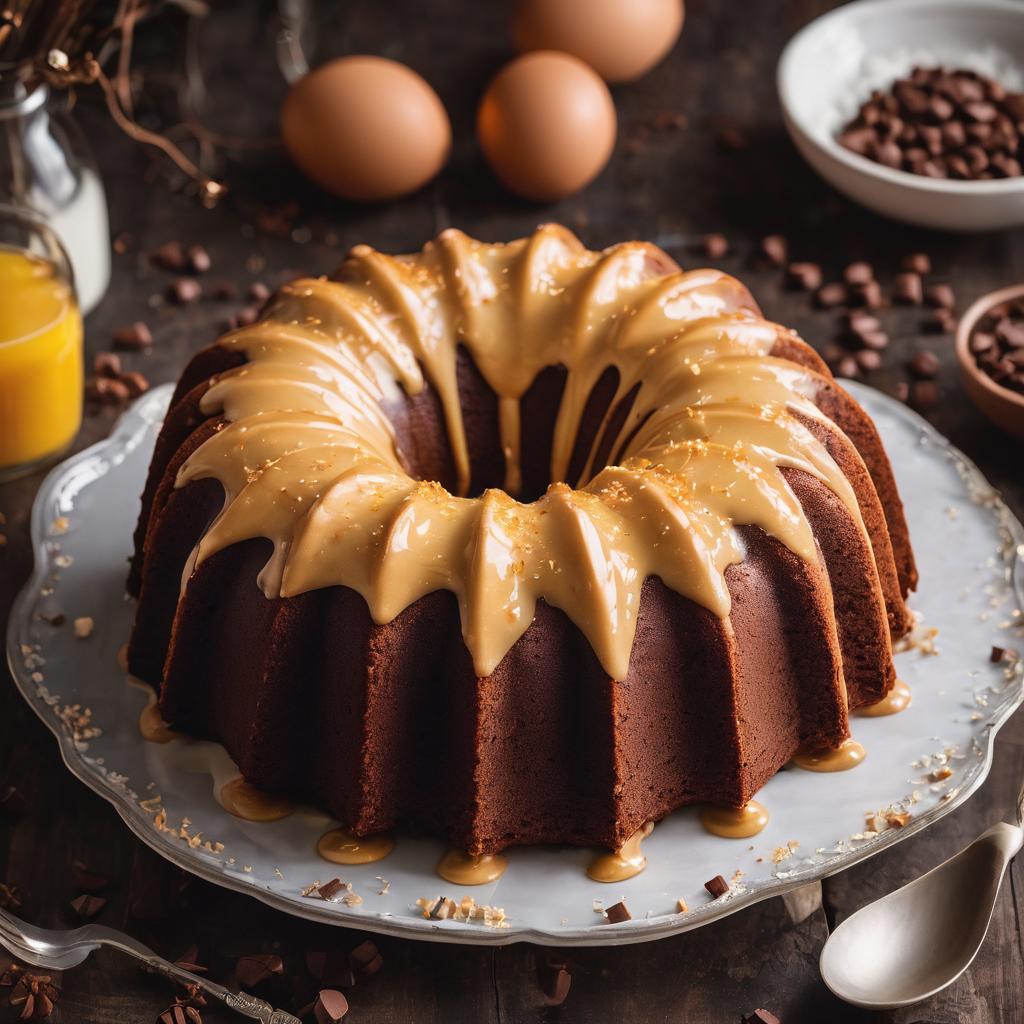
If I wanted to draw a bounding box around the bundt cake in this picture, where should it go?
[127,224,917,862]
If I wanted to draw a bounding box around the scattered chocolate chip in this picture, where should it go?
[112,321,153,351]
[314,989,349,1024]
[909,350,940,378]
[94,352,122,377]
[235,953,283,990]
[843,261,874,286]
[306,951,355,989]
[71,860,110,893]
[701,233,729,260]
[70,893,106,919]
[893,380,910,402]
[112,232,133,255]
[121,371,151,398]
[704,875,730,898]
[786,262,822,291]
[991,645,1007,662]
[893,271,923,304]
[849,279,882,309]
[152,241,185,271]
[538,958,572,1007]
[815,282,846,308]
[925,283,956,309]
[922,308,957,333]
[605,900,631,923]
[901,252,932,275]
[40,612,65,627]
[248,281,271,303]
[909,380,940,410]
[743,1011,781,1024]
[212,282,238,301]
[759,235,787,267]
[349,940,383,975]
[854,348,882,371]
[187,245,211,274]
[0,883,22,910]
[169,278,202,305]
[835,355,861,379]
[0,786,27,817]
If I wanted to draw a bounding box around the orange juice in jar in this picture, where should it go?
[0,209,83,481]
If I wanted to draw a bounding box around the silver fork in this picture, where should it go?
[0,907,301,1024]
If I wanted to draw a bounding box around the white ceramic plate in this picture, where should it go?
[777,0,1024,231]
[6,383,1024,946]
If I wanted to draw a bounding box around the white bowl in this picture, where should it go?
[777,0,1024,232]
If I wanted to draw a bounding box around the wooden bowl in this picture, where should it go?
[955,284,1024,440]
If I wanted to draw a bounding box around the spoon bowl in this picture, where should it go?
[820,821,1023,1009]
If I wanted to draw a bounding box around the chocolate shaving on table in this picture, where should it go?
[313,989,349,1024]
[537,958,572,1007]
[235,953,284,989]
[69,893,106,919]
[349,940,383,975]
[743,1010,781,1024]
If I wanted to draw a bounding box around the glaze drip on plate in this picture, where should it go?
[178,225,867,681]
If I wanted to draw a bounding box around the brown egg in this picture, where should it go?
[477,51,617,202]
[281,56,450,202]
[512,0,684,83]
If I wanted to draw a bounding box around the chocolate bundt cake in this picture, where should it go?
[127,225,917,859]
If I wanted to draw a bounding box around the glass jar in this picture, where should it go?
[0,71,109,314]
[0,204,84,482]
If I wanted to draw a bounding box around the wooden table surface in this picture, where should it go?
[2,2,1023,1021]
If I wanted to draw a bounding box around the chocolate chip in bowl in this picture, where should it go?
[778,0,1024,231]
[955,283,1024,438]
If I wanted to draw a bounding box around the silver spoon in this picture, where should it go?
[0,907,300,1024]
[820,781,1024,1009]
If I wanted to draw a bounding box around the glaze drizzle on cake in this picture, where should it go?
[179,225,865,681]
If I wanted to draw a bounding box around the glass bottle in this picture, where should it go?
[0,69,109,314]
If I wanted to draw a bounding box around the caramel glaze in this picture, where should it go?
[176,225,872,682]
[436,849,509,885]
[792,738,866,773]
[219,777,293,822]
[138,699,180,744]
[317,828,395,865]
[855,679,911,718]
[587,820,654,881]
[700,800,769,839]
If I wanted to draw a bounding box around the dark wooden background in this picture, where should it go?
[2,1,1023,1021]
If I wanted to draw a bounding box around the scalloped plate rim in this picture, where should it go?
[7,381,1024,947]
